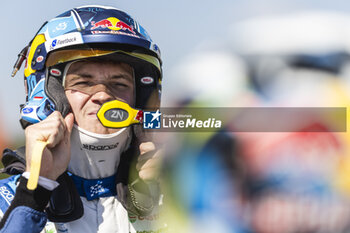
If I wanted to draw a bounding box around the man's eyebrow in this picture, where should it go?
[110,74,133,81]
[68,73,133,82]
[68,73,93,79]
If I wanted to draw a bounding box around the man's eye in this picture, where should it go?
[112,83,128,87]
[73,81,90,86]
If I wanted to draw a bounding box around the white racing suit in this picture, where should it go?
[0,125,166,233]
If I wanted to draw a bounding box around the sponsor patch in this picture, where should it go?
[141,77,154,84]
[0,186,14,205]
[91,17,135,34]
[36,56,44,63]
[129,214,137,223]
[50,68,62,77]
[91,30,140,38]
[22,107,33,114]
[82,143,119,151]
[46,32,83,52]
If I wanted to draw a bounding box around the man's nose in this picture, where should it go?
[90,84,114,104]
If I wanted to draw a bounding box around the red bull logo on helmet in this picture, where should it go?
[91,17,135,34]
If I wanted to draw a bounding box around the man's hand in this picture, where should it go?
[136,142,162,182]
[25,111,74,181]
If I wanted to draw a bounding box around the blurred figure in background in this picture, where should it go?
[230,10,350,104]
[163,50,255,107]
[229,10,350,233]
[160,49,254,233]
[161,10,350,233]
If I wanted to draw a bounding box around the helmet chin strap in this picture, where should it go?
[68,124,132,179]
[45,75,71,117]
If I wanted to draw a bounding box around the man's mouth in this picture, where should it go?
[88,111,98,116]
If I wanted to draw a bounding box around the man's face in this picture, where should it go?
[65,60,134,134]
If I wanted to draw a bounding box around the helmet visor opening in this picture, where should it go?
[46,49,161,72]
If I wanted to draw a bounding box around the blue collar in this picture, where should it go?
[69,173,117,201]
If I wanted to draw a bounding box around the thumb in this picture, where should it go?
[64,113,75,136]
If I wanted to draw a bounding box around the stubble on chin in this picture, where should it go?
[80,117,120,134]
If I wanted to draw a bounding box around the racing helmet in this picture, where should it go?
[12,5,162,128]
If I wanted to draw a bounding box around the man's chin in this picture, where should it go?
[92,126,121,135]
[77,114,122,134]
[80,122,120,135]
